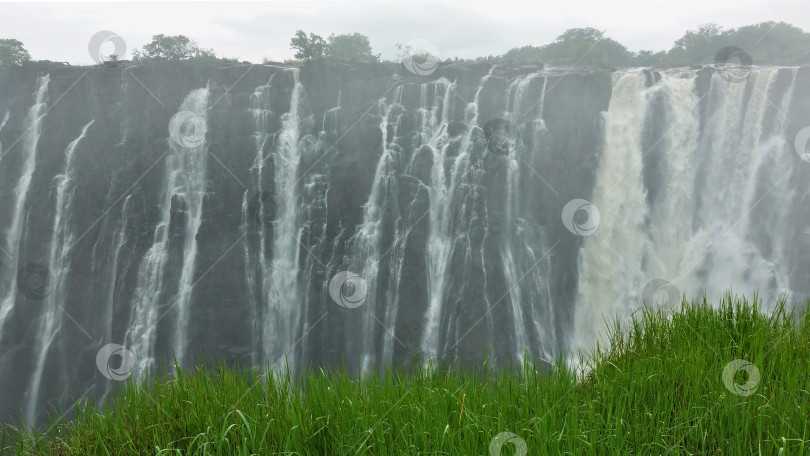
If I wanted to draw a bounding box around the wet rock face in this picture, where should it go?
[3,59,810,427]
[0,59,612,426]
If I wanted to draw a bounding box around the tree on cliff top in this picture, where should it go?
[501,28,633,66]
[327,33,379,62]
[666,23,726,65]
[0,39,31,66]
[291,30,379,62]
[502,21,810,67]
[290,31,328,60]
[668,21,810,65]
[540,28,634,67]
[132,35,216,62]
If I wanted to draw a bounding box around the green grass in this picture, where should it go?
[4,294,810,455]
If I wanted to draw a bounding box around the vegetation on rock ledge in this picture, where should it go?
[4,295,809,455]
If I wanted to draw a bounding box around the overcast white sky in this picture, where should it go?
[1,0,809,65]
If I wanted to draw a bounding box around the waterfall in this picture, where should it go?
[242,74,276,366]
[171,89,211,364]
[692,70,784,299]
[0,63,806,426]
[503,73,555,363]
[242,68,324,371]
[346,85,401,373]
[746,70,800,302]
[0,110,9,158]
[421,69,495,361]
[574,71,651,352]
[421,79,458,357]
[346,66,559,366]
[24,119,95,424]
[264,69,304,369]
[125,88,210,376]
[0,75,50,341]
[334,68,561,366]
[574,68,799,354]
[99,195,134,381]
[297,172,329,369]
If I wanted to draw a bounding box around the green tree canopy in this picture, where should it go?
[327,33,378,62]
[501,22,810,68]
[556,27,607,43]
[0,39,31,66]
[666,22,810,66]
[500,45,544,63]
[667,23,727,65]
[290,30,328,61]
[132,35,215,61]
[634,50,669,67]
[502,28,633,66]
[291,31,379,62]
[541,28,634,66]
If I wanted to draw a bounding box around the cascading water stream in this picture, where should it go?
[420,79,457,357]
[351,67,559,366]
[125,88,209,377]
[575,71,651,352]
[242,74,276,366]
[171,89,211,364]
[0,63,807,427]
[242,68,329,371]
[574,68,799,354]
[24,119,95,424]
[345,85,403,373]
[0,111,10,159]
[339,68,560,366]
[99,196,135,370]
[264,69,304,369]
[0,75,50,341]
[502,73,555,363]
[421,69,495,360]
[745,69,800,294]
[694,70,785,298]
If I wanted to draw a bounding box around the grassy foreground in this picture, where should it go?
[4,296,810,455]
